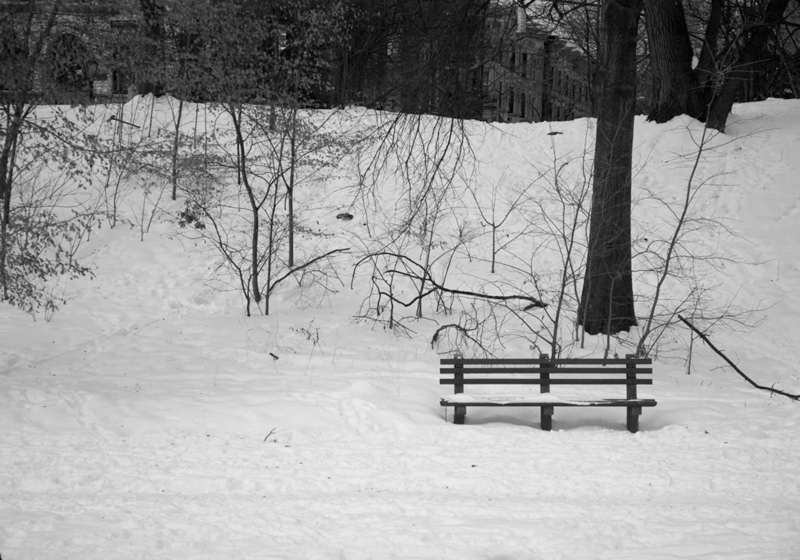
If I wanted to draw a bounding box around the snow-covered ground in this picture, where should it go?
[1,98,799,559]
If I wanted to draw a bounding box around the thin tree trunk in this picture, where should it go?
[578,0,641,336]
[264,178,283,317]
[0,125,17,300]
[0,218,6,300]
[0,105,25,226]
[231,108,262,307]
[236,130,242,185]
[416,213,437,319]
[171,98,184,201]
[6,122,18,220]
[288,107,297,268]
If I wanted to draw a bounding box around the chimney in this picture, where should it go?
[516,5,527,34]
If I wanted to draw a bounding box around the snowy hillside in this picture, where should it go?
[0,97,798,559]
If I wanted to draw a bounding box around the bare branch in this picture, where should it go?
[268,247,350,295]
[678,315,799,401]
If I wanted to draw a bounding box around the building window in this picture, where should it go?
[50,33,91,89]
[508,86,515,114]
[521,52,528,78]
[520,92,526,119]
[112,69,131,95]
[498,81,504,111]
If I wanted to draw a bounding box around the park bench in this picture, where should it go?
[440,354,656,433]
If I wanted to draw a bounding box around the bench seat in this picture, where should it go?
[441,394,658,407]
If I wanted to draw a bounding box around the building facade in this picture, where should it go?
[0,0,138,102]
[480,4,591,123]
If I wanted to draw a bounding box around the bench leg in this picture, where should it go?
[541,406,553,431]
[454,406,466,425]
[627,406,641,433]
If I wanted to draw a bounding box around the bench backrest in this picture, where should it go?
[440,355,653,399]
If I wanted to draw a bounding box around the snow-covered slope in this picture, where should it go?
[0,98,798,559]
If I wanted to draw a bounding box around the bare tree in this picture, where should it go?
[166,0,350,316]
[0,1,107,314]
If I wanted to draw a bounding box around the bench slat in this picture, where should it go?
[440,378,653,385]
[440,367,653,375]
[441,358,652,365]
[440,398,658,407]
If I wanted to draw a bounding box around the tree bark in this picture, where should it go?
[706,0,791,132]
[644,0,704,122]
[693,0,723,95]
[288,107,296,268]
[171,98,184,201]
[0,111,23,225]
[578,0,641,336]
[230,108,262,309]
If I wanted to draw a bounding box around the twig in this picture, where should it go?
[268,247,350,294]
[637,121,709,357]
[678,315,799,401]
[430,322,490,354]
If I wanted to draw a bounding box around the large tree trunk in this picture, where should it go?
[578,0,641,336]
[644,0,704,122]
[693,0,724,95]
[706,0,791,132]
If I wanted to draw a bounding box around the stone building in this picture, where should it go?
[480,4,591,123]
[0,0,138,101]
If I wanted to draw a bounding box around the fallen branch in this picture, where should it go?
[678,315,799,401]
[353,251,547,311]
[391,267,547,308]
